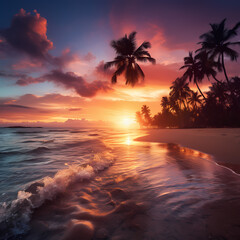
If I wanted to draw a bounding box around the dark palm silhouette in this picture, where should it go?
[104,32,156,86]
[135,20,240,129]
[141,105,152,126]
[188,91,202,111]
[208,82,228,106]
[195,51,221,84]
[170,77,191,110]
[180,52,206,100]
[161,96,170,110]
[197,19,240,84]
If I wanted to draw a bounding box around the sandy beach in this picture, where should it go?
[135,128,240,174]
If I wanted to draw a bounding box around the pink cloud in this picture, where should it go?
[16,69,113,98]
[0,9,53,59]
[12,59,44,70]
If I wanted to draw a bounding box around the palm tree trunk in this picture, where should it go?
[221,53,230,84]
[211,74,222,84]
[195,81,206,101]
[221,53,238,107]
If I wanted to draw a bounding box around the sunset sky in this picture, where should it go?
[0,0,240,128]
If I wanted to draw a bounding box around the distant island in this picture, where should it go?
[5,126,43,128]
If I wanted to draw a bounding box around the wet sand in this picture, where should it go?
[135,128,240,174]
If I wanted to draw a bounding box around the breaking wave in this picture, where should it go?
[0,151,114,240]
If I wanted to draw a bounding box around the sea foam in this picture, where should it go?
[0,151,114,240]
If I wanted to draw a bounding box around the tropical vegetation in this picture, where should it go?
[135,19,240,128]
[104,31,156,86]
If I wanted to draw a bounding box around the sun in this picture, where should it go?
[121,117,135,128]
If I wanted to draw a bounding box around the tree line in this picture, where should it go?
[135,19,240,128]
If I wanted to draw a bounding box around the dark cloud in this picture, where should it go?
[16,76,45,86]
[0,9,53,59]
[43,70,112,97]
[16,69,112,97]
[0,71,26,79]
[0,9,87,70]
[0,104,33,109]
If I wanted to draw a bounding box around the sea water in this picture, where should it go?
[0,127,240,240]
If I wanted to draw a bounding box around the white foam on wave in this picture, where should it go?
[0,151,114,239]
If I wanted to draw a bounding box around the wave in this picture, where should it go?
[0,139,101,156]
[0,147,50,155]
[48,129,69,132]
[14,131,44,134]
[0,151,114,240]
[70,130,87,133]
[0,150,22,155]
[42,139,55,144]
[27,147,50,154]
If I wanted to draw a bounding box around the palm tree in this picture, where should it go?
[161,96,171,111]
[195,50,222,84]
[169,77,191,110]
[141,105,152,126]
[208,82,229,107]
[188,91,202,111]
[180,52,206,100]
[104,32,156,86]
[197,19,240,85]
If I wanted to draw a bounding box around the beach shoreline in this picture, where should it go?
[135,128,240,174]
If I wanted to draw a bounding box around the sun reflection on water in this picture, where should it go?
[125,136,132,145]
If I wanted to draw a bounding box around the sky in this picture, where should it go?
[0,0,240,128]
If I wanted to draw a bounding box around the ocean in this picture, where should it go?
[0,127,240,240]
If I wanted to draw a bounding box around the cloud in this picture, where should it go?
[0,9,92,71]
[68,108,82,111]
[0,71,26,78]
[0,103,54,121]
[16,69,112,97]
[0,104,33,109]
[83,52,96,61]
[0,9,53,59]
[11,59,44,71]
[50,48,81,68]
[95,60,114,77]
[43,70,112,97]
[1,93,84,108]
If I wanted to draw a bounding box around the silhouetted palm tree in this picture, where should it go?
[141,105,152,126]
[197,19,240,84]
[195,51,221,83]
[208,82,228,106]
[104,32,156,86]
[188,91,202,111]
[180,52,206,100]
[161,96,171,111]
[170,77,191,110]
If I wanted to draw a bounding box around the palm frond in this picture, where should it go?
[135,63,145,80]
[104,61,118,69]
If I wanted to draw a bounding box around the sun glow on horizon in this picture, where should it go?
[114,116,137,129]
[121,117,136,128]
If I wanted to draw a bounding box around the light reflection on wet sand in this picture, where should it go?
[20,130,240,240]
